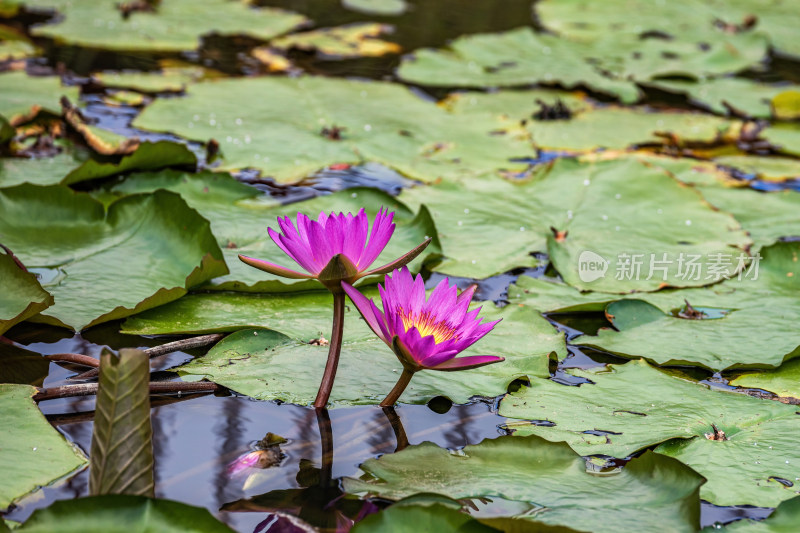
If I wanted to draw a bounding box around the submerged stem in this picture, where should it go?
[382,406,409,451]
[380,368,415,407]
[313,290,346,409]
[316,408,334,487]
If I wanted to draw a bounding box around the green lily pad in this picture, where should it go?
[62,141,197,186]
[536,0,786,59]
[170,299,563,406]
[20,0,306,52]
[93,67,208,93]
[447,91,737,151]
[731,359,800,399]
[16,495,234,532]
[0,185,227,331]
[133,75,532,183]
[720,495,800,532]
[648,78,799,119]
[401,157,750,286]
[714,155,800,181]
[0,147,88,188]
[0,249,53,336]
[499,359,800,507]
[397,27,640,103]
[351,503,499,533]
[0,115,13,145]
[344,435,703,532]
[0,384,88,511]
[765,124,800,156]
[341,0,407,16]
[106,172,439,292]
[628,153,800,249]
[0,24,37,60]
[272,23,401,58]
[0,71,79,125]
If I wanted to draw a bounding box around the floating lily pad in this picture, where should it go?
[107,173,438,291]
[0,384,87,511]
[172,299,562,405]
[93,67,207,93]
[16,495,234,532]
[0,24,37,60]
[344,435,703,532]
[0,185,227,330]
[272,23,401,58]
[133,76,532,183]
[21,0,306,52]
[772,90,800,120]
[63,141,197,186]
[397,27,640,103]
[648,78,799,119]
[499,359,800,507]
[351,503,498,533]
[0,71,79,125]
[401,157,750,286]
[629,153,800,249]
[731,359,800,399]
[536,0,783,59]
[341,0,407,16]
[447,91,737,151]
[0,248,53,336]
[765,124,800,156]
[714,155,800,181]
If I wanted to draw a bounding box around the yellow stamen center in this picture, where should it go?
[398,306,458,344]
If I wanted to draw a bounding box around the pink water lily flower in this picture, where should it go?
[342,267,503,406]
[239,208,430,291]
[239,208,431,409]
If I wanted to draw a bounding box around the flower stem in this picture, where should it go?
[380,368,415,407]
[382,406,409,451]
[314,290,346,409]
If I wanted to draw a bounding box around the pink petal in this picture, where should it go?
[308,220,334,268]
[429,355,505,372]
[423,277,458,322]
[359,208,395,268]
[238,255,313,279]
[342,282,388,343]
[452,285,477,320]
[275,231,318,273]
[343,209,368,265]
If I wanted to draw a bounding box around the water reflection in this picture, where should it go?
[7,394,505,532]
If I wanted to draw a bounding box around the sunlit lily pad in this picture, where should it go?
[0,71,79,125]
[15,495,234,532]
[0,248,53,336]
[0,384,87,511]
[765,124,800,156]
[19,0,306,52]
[0,184,227,330]
[106,173,439,291]
[500,359,800,507]
[272,23,401,58]
[731,359,800,400]
[171,299,563,405]
[343,435,703,532]
[397,27,640,102]
[133,76,532,183]
[401,157,750,286]
[772,90,800,120]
